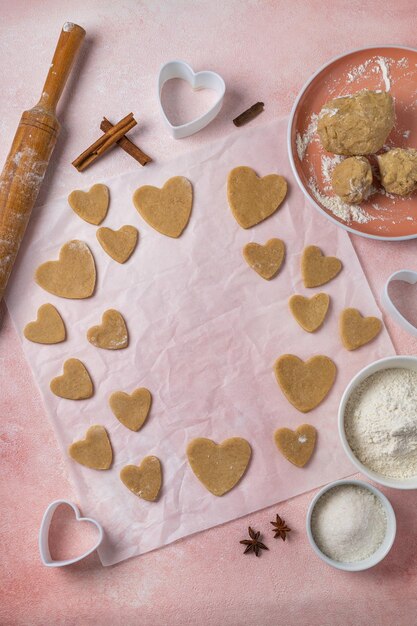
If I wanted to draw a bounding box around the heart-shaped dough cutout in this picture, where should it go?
[301,245,342,288]
[243,238,285,280]
[35,240,96,299]
[109,387,152,431]
[68,184,109,225]
[68,425,112,470]
[24,303,66,344]
[187,437,251,496]
[227,166,287,229]
[289,293,330,333]
[87,309,128,350]
[96,225,138,263]
[340,308,382,350]
[274,424,317,467]
[50,358,93,400]
[133,176,192,238]
[274,354,336,413]
[120,456,162,501]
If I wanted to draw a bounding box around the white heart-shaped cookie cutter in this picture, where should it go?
[158,60,226,139]
[381,269,417,337]
[39,499,103,567]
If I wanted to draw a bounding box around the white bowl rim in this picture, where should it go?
[306,478,397,571]
[287,44,417,242]
[338,355,417,490]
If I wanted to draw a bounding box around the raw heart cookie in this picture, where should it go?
[68,184,109,225]
[243,238,285,280]
[274,424,317,468]
[274,354,336,413]
[120,456,162,501]
[35,240,96,299]
[109,387,152,432]
[133,176,192,238]
[186,437,251,497]
[340,307,382,350]
[301,245,342,288]
[289,293,330,333]
[227,166,287,229]
[96,225,138,263]
[87,309,128,350]
[50,358,93,400]
[23,303,66,344]
[68,425,112,470]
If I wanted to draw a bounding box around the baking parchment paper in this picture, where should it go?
[5,118,395,566]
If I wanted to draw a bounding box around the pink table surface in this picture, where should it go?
[1,1,417,624]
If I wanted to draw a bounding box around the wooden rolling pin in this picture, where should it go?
[0,22,85,303]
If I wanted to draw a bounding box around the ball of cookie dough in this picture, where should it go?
[317,90,394,155]
[331,156,373,204]
[377,148,417,196]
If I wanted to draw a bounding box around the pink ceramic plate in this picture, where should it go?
[288,46,417,240]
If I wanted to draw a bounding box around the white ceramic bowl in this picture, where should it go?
[338,355,417,489]
[306,479,396,571]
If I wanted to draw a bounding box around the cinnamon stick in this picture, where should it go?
[72,113,137,171]
[100,117,152,166]
[233,102,264,127]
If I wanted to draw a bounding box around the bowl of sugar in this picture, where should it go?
[338,355,417,489]
[306,479,396,571]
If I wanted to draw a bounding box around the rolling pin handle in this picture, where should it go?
[38,22,85,113]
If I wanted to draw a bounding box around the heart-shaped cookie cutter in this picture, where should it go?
[158,60,226,139]
[381,269,417,337]
[39,499,103,567]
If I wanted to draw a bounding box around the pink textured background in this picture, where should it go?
[1,1,417,624]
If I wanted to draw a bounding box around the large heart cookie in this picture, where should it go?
[133,176,192,238]
[301,245,342,288]
[109,387,152,431]
[227,166,287,229]
[274,354,336,413]
[186,437,251,496]
[87,309,128,350]
[340,308,382,351]
[289,293,330,333]
[24,303,66,344]
[274,424,317,467]
[68,425,112,470]
[243,238,285,280]
[96,225,138,263]
[50,358,93,400]
[35,240,96,299]
[120,456,162,501]
[68,184,109,225]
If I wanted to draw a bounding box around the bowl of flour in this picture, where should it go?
[339,355,417,489]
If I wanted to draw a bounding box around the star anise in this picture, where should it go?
[270,514,291,541]
[240,526,269,556]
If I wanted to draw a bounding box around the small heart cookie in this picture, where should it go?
[340,308,382,351]
[50,358,93,400]
[301,245,342,288]
[243,238,285,280]
[133,176,192,238]
[68,425,112,470]
[227,166,287,229]
[35,240,96,299]
[186,437,251,497]
[68,184,109,225]
[109,388,152,432]
[289,293,330,333]
[24,303,66,344]
[274,354,336,413]
[120,456,162,501]
[87,309,128,350]
[96,225,138,263]
[274,424,317,467]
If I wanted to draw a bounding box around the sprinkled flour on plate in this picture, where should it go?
[308,177,373,224]
[296,113,318,161]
